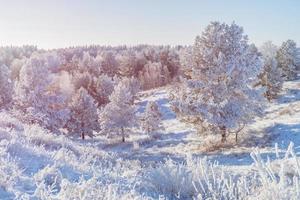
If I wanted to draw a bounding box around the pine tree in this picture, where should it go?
[117,52,138,77]
[66,87,99,140]
[171,22,264,143]
[99,80,137,142]
[78,51,101,76]
[139,61,170,90]
[179,47,194,79]
[258,41,283,101]
[0,64,13,108]
[276,40,299,80]
[99,51,119,77]
[90,74,115,106]
[140,101,163,135]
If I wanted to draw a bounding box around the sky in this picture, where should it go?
[0,0,299,49]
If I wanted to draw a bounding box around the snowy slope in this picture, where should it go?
[0,78,299,199]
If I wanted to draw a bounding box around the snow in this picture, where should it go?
[0,78,299,199]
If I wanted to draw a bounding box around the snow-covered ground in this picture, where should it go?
[0,78,300,199]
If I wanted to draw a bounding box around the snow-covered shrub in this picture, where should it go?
[144,159,194,199]
[188,157,249,200]
[247,143,300,200]
[34,165,62,196]
[144,156,248,200]
[276,40,299,80]
[170,22,264,142]
[0,142,24,195]
[54,177,149,200]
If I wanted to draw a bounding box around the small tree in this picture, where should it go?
[258,41,283,101]
[140,101,163,136]
[66,87,99,140]
[276,40,299,80]
[99,80,137,142]
[0,64,13,108]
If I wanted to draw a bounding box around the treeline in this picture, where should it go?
[0,22,299,142]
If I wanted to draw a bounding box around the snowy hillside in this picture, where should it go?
[0,77,299,199]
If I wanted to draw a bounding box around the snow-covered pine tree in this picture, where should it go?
[78,51,101,77]
[117,52,138,77]
[171,22,264,143]
[0,64,13,108]
[276,40,299,80]
[121,77,140,100]
[258,41,283,101]
[66,87,98,140]
[99,80,137,142]
[140,101,163,135]
[179,47,194,79]
[99,51,119,77]
[90,74,115,106]
[139,61,170,90]
[10,58,25,81]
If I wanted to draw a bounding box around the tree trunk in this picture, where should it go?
[81,122,85,140]
[220,126,226,143]
[235,132,238,144]
[121,127,125,142]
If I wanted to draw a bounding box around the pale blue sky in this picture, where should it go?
[0,0,299,49]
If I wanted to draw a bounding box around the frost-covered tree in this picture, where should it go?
[117,52,138,77]
[14,53,70,130]
[171,22,264,143]
[99,51,119,77]
[139,61,170,90]
[258,41,283,101]
[179,47,194,79]
[276,40,299,80]
[99,81,137,142]
[89,74,115,106]
[10,58,25,81]
[66,87,99,140]
[0,64,13,108]
[159,48,180,78]
[78,52,101,76]
[121,77,140,99]
[140,101,163,135]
